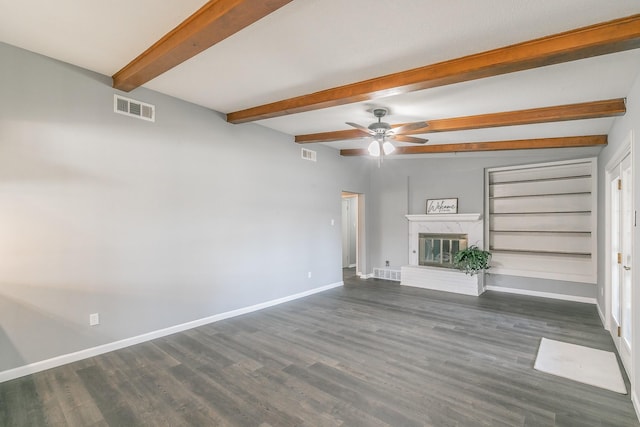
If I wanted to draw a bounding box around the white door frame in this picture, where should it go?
[341,192,366,276]
[604,131,633,377]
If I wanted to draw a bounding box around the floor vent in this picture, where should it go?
[114,94,155,122]
[301,148,317,162]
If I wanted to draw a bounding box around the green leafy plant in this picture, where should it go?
[453,245,491,276]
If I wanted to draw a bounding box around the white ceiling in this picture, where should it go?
[2,0,640,154]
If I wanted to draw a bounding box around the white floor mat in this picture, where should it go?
[534,337,627,394]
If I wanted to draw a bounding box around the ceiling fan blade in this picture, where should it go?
[346,122,376,136]
[391,134,429,144]
[390,121,429,135]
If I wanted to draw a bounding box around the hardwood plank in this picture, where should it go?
[1,275,638,425]
[195,362,308,426]
[41,365,105,426]
[31,375,68,427]
[169,363,267,426]
[282,364,401,427]
[0,376,47,426]
[340,135,607,156]
[75,365,138,425]
[112,0,294,91]
[227,16,640,123]
[138,364,230,425]
[168,330,236,369]
[295,99,626,144]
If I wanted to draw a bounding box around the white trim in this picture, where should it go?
[597,302,607,330]
[488,156,597,173]
[605,138,634,171]
[604,141,632,334]
[604,132,633,375]
[359,273,374,279]
[604,166,614,331]
[0,281,343,383]
[485,285,597,304]
[405,213,481,222]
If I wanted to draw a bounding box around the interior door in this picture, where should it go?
[342,199,350,268]
[610,153,633,374]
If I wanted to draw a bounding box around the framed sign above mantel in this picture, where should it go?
[426,198,458,214]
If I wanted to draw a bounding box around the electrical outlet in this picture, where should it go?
[308,271,312,278]
[89,313,100,326]
[331,219,335,226]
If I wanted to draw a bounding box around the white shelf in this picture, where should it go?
[405,213,481,222]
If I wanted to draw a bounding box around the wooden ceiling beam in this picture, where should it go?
[339,136,607,156]
[112,0,293,92]
[295,99,625,143]
[228,14,640,124]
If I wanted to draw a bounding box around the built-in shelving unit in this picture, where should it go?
[485,158,597,283]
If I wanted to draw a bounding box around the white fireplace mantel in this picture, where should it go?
[405,213,482,222]
[401,212,485,296]
[405,213,484,257]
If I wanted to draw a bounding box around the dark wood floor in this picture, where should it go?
[1,271,638,426]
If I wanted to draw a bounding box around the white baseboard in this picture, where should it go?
[0,281,343,383]
[348,264,356,268]
[485,286,597,304]
[358,273,373,279]
[596,302,607,330]
[633,390,640,423]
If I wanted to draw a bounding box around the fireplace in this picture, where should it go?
[419,233,467,268]
[402,213,484,296]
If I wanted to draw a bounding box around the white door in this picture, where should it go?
[341,196,358,268]
[341,199,350,267]
[610,153,633,374]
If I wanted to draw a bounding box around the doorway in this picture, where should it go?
[607,144,633,376]
[341,191,364,280]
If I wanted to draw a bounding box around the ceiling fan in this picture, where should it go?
[346,108,429,157]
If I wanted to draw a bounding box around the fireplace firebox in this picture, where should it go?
[418,233,468,268]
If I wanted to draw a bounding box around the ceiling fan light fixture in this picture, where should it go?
[346,107,429,158]
[383,141,395,155]
[368,140,380,156]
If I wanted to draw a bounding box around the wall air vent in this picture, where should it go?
[114,94,155,122]
[301,148,317,162]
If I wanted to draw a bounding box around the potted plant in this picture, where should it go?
[453,245,491,276]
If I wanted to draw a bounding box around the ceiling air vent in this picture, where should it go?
[114,94,155,122]
[301,148,317,162]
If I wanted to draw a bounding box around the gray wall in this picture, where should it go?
[1,39,632,376]
[0,43,371,372]
[367,151,602,298]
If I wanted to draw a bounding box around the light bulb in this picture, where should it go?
[383,141,395,155]
[368,140,380,156]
